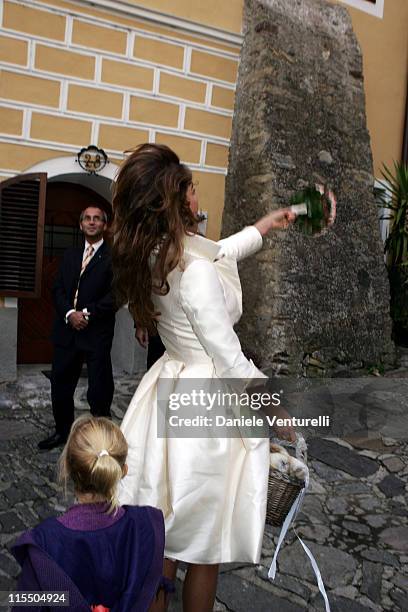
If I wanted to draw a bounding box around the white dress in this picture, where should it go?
[118,226,270,564]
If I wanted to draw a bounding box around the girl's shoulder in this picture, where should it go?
[32,515,62,543]
[33,515,61,534]
[123,505,165,546]
[15,506,164,550]
[12,516,61,557]
[122,505,164,529]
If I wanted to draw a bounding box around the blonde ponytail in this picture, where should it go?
[59,416,128,512]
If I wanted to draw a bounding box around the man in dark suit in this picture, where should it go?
[38,206,116,450]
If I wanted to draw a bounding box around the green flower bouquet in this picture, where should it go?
[290,184,336,236]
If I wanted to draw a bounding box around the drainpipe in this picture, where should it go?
[402,80,408,165]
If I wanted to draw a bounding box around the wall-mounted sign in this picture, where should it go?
[76,145,108,174]
[338,0,383,18]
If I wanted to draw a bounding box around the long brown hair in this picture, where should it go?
[111,143,197,332]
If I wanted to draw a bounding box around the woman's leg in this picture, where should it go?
[163,557,178,581]
[182,564,219,612]
[162,558,178,611]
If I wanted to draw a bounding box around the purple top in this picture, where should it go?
[56,502,125,529]
[12,503,165,612]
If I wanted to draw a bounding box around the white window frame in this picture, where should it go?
[375,179,392,262]
[338,0,384,19]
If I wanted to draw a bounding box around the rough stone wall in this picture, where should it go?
[223,0,395,375]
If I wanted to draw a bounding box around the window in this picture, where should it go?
[44,224,82,258]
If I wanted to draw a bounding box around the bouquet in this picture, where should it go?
[290,184,336,236]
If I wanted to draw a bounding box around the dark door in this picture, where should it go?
[17,182,111,364]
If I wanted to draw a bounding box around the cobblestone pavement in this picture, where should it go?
[0,353,408,612]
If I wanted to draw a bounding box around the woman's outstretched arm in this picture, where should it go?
[217,207,296,262]
[254,207,296,236]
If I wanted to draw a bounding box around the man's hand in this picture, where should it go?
[135,327,148,348]
[68,311,88,330]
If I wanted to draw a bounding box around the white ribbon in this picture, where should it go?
[268,470,331,612]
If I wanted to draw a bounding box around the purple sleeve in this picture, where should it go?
[13,553,43,611]
[12,531,90,611]
[129,506,165,612]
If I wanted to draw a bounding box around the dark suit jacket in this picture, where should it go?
[51,242,116,351]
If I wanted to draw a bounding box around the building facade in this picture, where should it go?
[0,0,407,379]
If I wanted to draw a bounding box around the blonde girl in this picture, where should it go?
[13,417,167,612]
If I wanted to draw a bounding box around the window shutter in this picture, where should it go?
[0,173,47,298]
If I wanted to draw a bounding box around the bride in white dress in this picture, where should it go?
[111,143,295,611]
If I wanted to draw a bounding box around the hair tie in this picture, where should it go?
[98,449,109,458]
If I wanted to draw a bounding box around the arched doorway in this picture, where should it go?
[1,154,144,380]
[17,181,111,363]
[13,154,119,365]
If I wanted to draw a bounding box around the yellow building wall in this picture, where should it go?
[0,0,407,240]
[330,0,408,176]
[0,0,240,239]
[123,0,244,35]
[124,0,408,179]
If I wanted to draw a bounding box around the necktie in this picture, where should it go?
[73,245,94,308]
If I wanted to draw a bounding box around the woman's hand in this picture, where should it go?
[247,385,297,442]
[135,327,149,348]
[254,207,297,236]
[271,406,296,442]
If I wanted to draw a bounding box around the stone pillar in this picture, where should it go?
[223,0,395,375]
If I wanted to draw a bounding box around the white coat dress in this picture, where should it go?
[118,226,270,564]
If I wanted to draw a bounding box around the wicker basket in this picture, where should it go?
[266,434,308,527]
